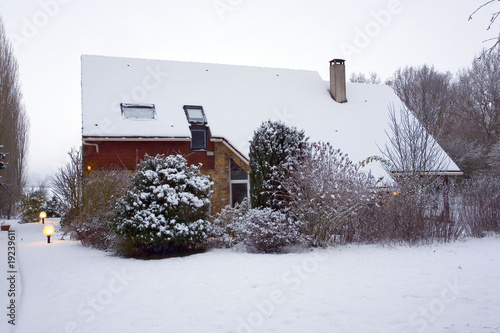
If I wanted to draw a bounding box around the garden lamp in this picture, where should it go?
[39,211,47,224]
[43,225,55,243]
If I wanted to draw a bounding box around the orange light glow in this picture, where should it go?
[43,225,55,237]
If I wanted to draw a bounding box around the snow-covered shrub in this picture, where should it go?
[209,198,307,253]
[228,207,308,253]
[249,120,308,210]
[113,154,212,256]
[74,215,118,250]
[208,198,251,248]
[281,142,379,246]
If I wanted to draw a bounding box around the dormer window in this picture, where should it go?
[121,103,156,120]
[183,105,209,150]
[190,128,207,150]
[183,105,207,124]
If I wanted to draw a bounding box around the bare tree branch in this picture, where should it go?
[469,0,500,58]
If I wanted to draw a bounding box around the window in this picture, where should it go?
[121,103,156,120]
[230,158,249,206]
[190,128,207,150]
[184,105,209,150]
[183,105,206,124]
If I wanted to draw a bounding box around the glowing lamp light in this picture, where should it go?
[43,225,55,243]
[39,211,47,224]
[393,191,399,196]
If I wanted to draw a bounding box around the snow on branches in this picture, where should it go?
[249,120,307,210]
[113,154,212,255]
[281,142,379,246]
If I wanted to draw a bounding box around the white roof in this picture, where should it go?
[81,55,461,179]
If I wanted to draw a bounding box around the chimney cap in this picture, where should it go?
[329,59,345,65]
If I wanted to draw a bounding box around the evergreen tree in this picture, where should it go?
[113,154,212,256]
[20,187,47,223]
[249,120,307,210]
[0,145,6,174]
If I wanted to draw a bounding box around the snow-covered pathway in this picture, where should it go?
[1,220,500,333]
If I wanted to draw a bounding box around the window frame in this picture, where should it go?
[183,105,207,125]
[189,126,207,150]
[229,158,249,206]
[120,103,156,120]
[184,105,209,151]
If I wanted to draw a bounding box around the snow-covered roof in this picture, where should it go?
[81,55,461,179]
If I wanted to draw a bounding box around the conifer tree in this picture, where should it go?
[249,120,307,210]
[113,154,212,256]
[0,145,6,172]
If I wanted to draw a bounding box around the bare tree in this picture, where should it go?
[52,148,83,228]
[387,65,454,140]
[469,1,500,58]
[450,48,500,174]
[350,72,381,84]
[0,16,29,218]
[380,104,449,176]
[456,49,500,147]
[378,105,456,241]
[488,139,500,173]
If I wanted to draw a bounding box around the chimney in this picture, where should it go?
[329,59,347,103]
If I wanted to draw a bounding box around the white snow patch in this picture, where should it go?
[1,219,499,333]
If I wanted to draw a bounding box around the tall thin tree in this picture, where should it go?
[0,16,29,218]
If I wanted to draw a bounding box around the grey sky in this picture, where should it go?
[0,0,495,183]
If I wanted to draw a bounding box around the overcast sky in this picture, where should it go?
[0,0,496,183]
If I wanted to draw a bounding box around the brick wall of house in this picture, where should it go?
[203,141,249,215]
[83,138,249,216]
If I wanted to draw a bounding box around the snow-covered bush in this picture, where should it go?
[249,120,307,210]
[209,198,251,248]
[209,198,307,253]
[281,142,379,246]
[113,154,212,256]
[229,207,308,253]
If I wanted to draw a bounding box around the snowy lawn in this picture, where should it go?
[1,219,500,333]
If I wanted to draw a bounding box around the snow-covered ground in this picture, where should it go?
[1,219,499,333]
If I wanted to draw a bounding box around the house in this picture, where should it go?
[81,55,462,214]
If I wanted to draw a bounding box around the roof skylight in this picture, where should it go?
[121,103,156,120]
[183,105,206,124]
